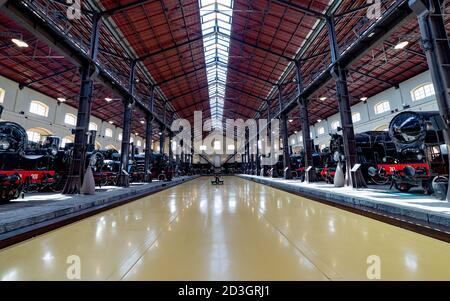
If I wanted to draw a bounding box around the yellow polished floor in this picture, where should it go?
[0,177,449,281]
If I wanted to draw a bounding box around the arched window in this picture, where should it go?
[374,124,389,132]
[26,127,52,143]
[64,113,77,126]
[27,130,41,143]
[137,140,142,147]
[89,122,98,131]
[0,88,5,103]
[105,128,113,138]
[374,101,390,115]
[29,101,49,117]
[411,83,435,101]
[331,120,340,131]
[61,135,74,148]
[118,133,123,141]
[352,112,361,123]
[130,137,134,143]
[317,127,325,136]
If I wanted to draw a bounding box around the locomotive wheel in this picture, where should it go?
[394,183,412,193]
[158,174,166,181]
[371,175,390,186]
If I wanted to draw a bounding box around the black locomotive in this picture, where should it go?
[368,111,449,196]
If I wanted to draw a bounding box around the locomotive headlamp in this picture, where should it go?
[0,140,10,150]
[417,154,423,160]
[51,148,58,156]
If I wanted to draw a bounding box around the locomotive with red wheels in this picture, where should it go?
[0,121,66,202]
[368,111,449,197]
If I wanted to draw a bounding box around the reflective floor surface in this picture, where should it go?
[0,177,449,280]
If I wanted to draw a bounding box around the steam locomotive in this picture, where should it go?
[328,131,397,185]
[0,121,68,202]
[368,111,448,196]
[0,117,177,202]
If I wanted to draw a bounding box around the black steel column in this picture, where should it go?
[144,85,155,183]
[295,64,316,183]
[256,128,261,176]
[268,98,279,178]
[160,125,165,155]
[63,14,102,194]
[278,86,292,179]
[169,131,174,180]
[327,17,366,188]
[118,60,137,187]
[410,0,450,200]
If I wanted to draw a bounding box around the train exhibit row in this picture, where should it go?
[0,0,449,284]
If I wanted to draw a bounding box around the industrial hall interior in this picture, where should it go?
[0,0,450,282]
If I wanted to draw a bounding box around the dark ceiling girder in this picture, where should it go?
[349,68,399,88]
[2,0,170,128]
[19,67,77,89]
[157,64,206,86]
[138,35,204,61]
[225,83,268,102]
[225,99,261,114]
[169,84,209,103]
[229,35,293,62]
[271,0,326,18]
[101,0,156,16]
[224,63,277,86]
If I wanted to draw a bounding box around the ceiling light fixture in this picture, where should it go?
[11,38,29,48]
[317,119,322,123]
[108,121,114,124]
[360,97,368,101]
[105,97,113,102]
[57,98,66,102]
[394,41,409,50]
[319,97,327,101]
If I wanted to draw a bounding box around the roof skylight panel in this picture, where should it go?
[199,0,234,128]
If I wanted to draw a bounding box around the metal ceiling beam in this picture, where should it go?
[223,63,277,86]
[225,99,261,114]
[229,35,293,62]
[138,35,204,61]
[19,67,77,89]
[157,64,206,86]
[271,0,326,18]
[169,84,209,103]
[349,68,399,88]
[225,84,268,102]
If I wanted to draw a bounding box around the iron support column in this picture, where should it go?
[278,86,292,179]
[294,61,317,183]
[327,17,366,188]
[410,0,450,200]
[160,125,165,155]
[63,14,102,194]
[144,86,155,182]
[118,60,137,187]
[256,128,261,176]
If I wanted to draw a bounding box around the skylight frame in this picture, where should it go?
[199,0,234,129]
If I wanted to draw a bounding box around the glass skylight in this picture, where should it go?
[199,0,234,129]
